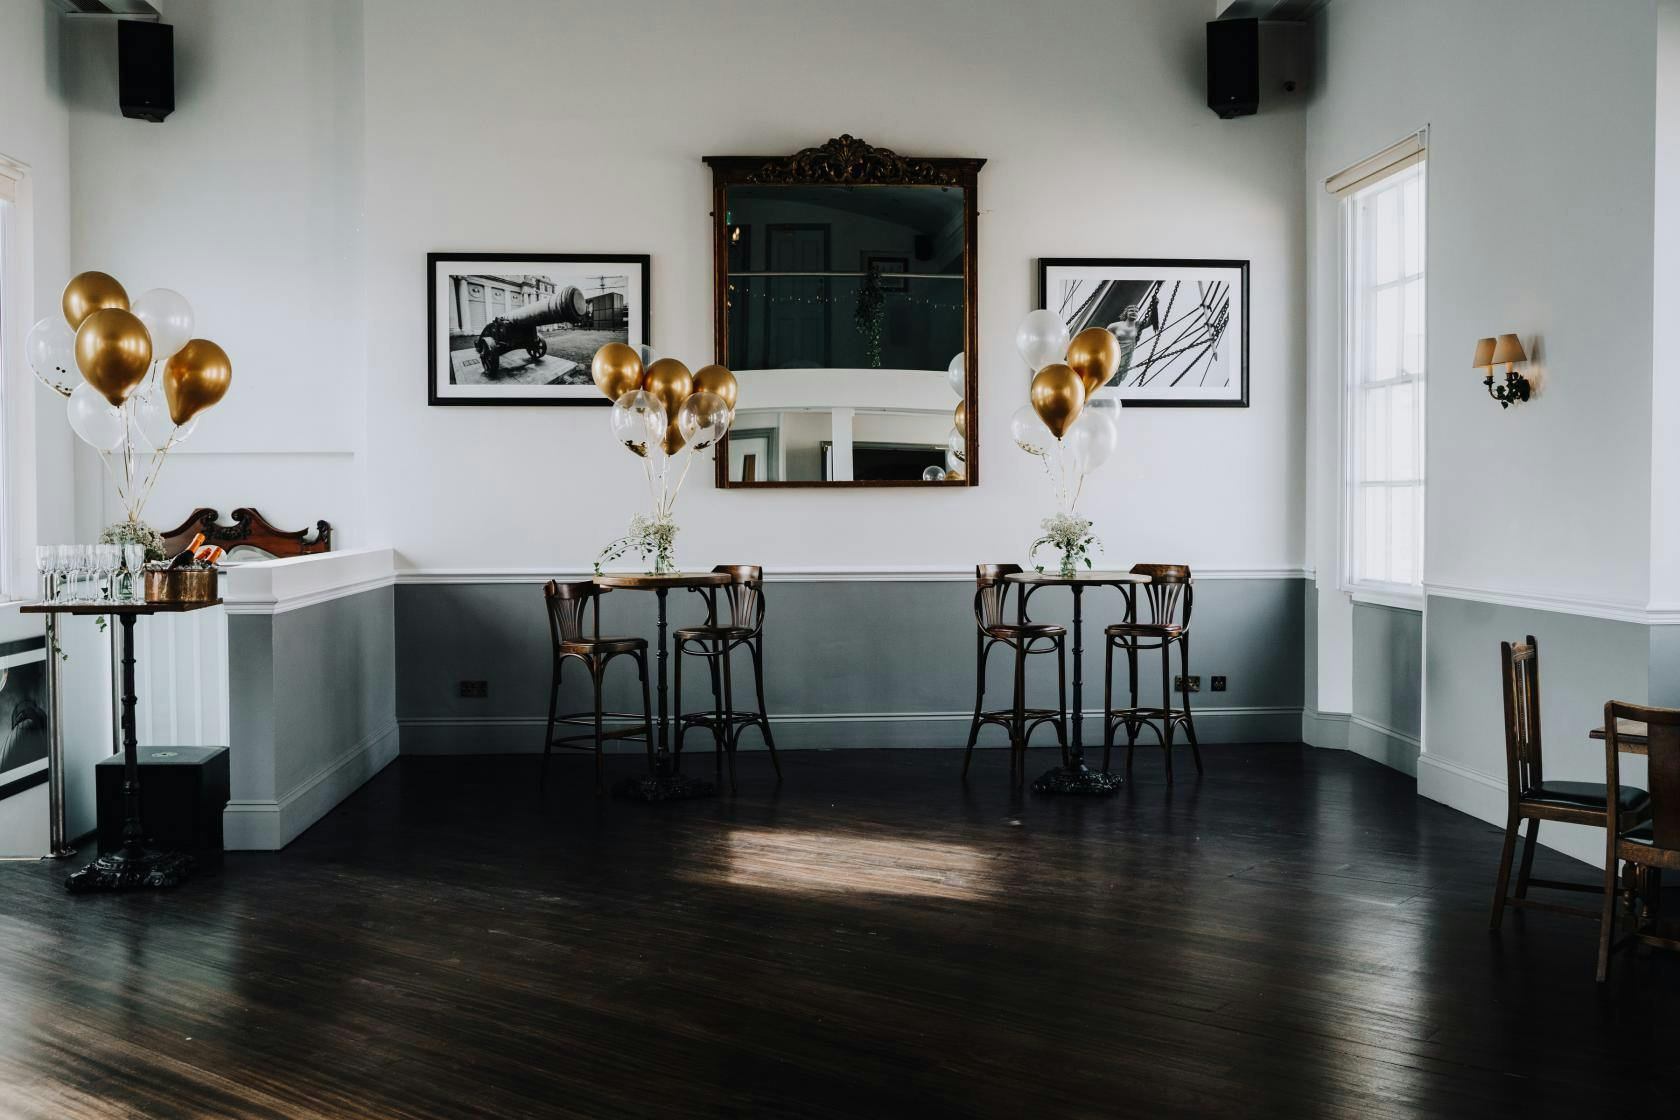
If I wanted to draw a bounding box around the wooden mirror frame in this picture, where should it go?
[704,136,985,489]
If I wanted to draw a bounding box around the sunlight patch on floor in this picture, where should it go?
[713,828,994,901]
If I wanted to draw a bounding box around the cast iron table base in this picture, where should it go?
[66,847,195,893]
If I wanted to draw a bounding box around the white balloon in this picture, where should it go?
[609,390,666,458]
[946,352,965,397]
[25,316,76,389]
[1009,403,1051,459]
[131,288,195,362]
[67,382,125,451]
[1064,407,1119,477]
[945,426,966,464]
[131,388,196,450]
[676,390,731,452]
[1015,309,1070,373]
[944,448,962,473]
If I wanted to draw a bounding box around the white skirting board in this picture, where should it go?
[223,722,400,851]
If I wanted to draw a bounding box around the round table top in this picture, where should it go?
[1005,570,1151,585]
[594,571,733,590]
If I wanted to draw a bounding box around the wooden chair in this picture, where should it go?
[540,580,653,795]
[1101,563,1201,782]
[161,507,331,558]
[1487,636,1648,930]
[1597,702,1680,982]
[962,564,1068,788]
[673,565,781,793]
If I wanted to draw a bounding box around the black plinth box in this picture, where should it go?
[96,745,229,862]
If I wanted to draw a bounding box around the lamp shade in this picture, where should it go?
[1472,337,1496,368]
[1491,333,1527,365]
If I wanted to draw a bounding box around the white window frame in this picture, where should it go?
[1338,153,1426,610]
[0,152,34,603]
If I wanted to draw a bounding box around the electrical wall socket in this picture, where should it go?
[1174,675,1201,693]
[459,680,488,699]
[1211,676,1228,692]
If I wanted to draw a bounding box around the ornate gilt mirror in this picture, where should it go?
[705,136,983,488]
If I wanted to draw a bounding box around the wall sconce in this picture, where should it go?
[1474,333,1531,408]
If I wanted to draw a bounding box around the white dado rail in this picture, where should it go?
[137,548,398,851]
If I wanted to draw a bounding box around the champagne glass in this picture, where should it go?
[35,546,52,602]
[96,544,119,602]
[124,543,146,602]
[72,545,93,603]
[53,545,74,603]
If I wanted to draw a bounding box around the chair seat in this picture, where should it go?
[560,636,645,656]
[984,622,1065,641]
[675,625,755,642]
[1521,780,1648,813]
[1106,622,1184,638]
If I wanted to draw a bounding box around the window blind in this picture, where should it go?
[1325,130,1426,198]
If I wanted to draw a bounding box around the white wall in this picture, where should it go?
[61,0,365,547]
[356,0,1306,574]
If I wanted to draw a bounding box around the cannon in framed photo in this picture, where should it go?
[474,286,589,377]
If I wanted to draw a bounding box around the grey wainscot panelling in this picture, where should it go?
[395,577,1306,757]
[1421,594,1650,867]
[1349,602,1422,776]
[225,586,399,849]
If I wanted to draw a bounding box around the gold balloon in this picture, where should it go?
[162,338,233,425]
[591,342,644,401]
[692,364,739,410]
[946,469,965,482]
[62,271,129,331]
[661,419,686,456]
[1029,362,1086,439]
[642,357,694,418]
[74,307,152,406]
[954,400,967,438]
[1066,327,1121,399]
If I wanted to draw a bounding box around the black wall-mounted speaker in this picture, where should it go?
[118,21,174,123]
[1207,18,1259,120]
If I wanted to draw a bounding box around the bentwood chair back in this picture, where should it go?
[539,580,652,795]
[964,564,1068,787]
[1597,702,1680,981]
[1488,636,1649,933]
[673,565,780,792]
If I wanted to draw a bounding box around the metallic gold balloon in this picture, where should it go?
[63,271,129,331]
[74,307,152,406]
[642,357,694,419]
[1029,362,1086,439]
[591,342,644,401]
[692,364,739,410]
[954,400,967,438]
[1066,327,1121,399]
[661,419,687,456]
[162,338,233,425]
[946,468,965,482]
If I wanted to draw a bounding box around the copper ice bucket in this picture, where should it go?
[144,566,219,605]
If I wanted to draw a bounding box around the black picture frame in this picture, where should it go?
[0,636,49,803]
[427,252,651,406]
[1038,257,1249,408]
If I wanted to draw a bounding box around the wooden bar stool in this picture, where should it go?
[673,565,781,793]
[1101,563,1201,782]
[1487,636,1648,931]
[962,564,1068,787]
[1598,701,1680,982]
[540,580,653,796]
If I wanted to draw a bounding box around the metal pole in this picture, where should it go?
[43,575,74,859]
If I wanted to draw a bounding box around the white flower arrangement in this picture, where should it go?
[1030,512,1101,578]
[595,513,679,576]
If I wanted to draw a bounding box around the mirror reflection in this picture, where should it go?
[717,178,971,484]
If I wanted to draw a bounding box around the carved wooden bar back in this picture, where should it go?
[973,564,1022,631]
[160,507,331,559]
[543,580,605,647]
[712,565,765,632]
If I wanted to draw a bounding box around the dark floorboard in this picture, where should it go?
[1,744,1676,1119]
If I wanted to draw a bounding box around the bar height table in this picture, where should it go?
[594,572,731,802]
[1004,571,1150,796]
[22,598,222,892]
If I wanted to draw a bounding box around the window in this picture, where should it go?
[0,167,13,599]
[0,152,29,602]
[1342,157,1425,597]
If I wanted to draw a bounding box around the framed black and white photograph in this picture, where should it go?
[0,638,50,803]
[428,253,650,406]
[1039,257,1249,407]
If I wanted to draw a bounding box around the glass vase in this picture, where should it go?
[1058,551,1079,579]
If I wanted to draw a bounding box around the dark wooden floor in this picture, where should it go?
[1,745,1676,1119]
